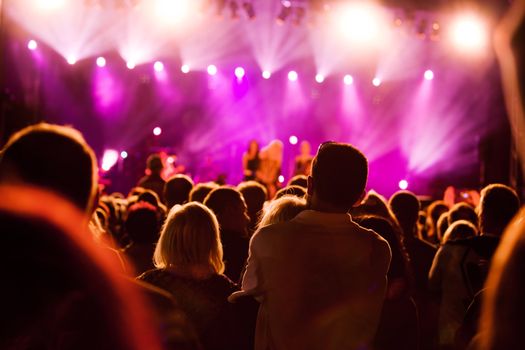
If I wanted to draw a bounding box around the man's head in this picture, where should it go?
[389,190,421,238]
[163,174,194,208]
[204,187,250,235]
[146,154,163,174]
[479,184,520,236]
[308,142,368,212]
[0,123,97,213]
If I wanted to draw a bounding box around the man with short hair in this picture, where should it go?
[232,142,391,350]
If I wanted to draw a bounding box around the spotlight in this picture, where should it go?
[372,77,381,87]
[154,0,190,24]
[288,70,298,81]
[278,175,285,183]
[181,64,190,73]
[450,14,488,52]
[27,40,38,50]
[234,66,245,79]
[66,56,77,65]
[96,56,106,67]
[337,3,384,43]
[276,0,292,24]
[398,179,408,190]
[207,64,217,76]
[37,0,65,10]
[167,156,175,164]
[315,74,325,83]
[120,151,128,159]
[154,61,164,72]
[424,69,434,80]
[343,74,353,85]
[289,135,298,145]
[126,61,136,69]
[262,70,271,79]
[101,149,119,172]
[153,127,162,136]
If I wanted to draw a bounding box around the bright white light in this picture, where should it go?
[153,127,162,136]
[344,74,353,85]
[288,70,298,81]
[234,67,245,79]
[315,74,325,83]
[154,61,164,72]
[262,70,271,79]
[278,175,285,183]
[207,64,217,76]
[337,3,385,44]
[37,0,65,10]
[126,61,136,70]
[120,151,128,159]
[372,77,381,87]
[450,14,488,53]
[424,69,434,80]
[96,57,106,68]
[101,149,119,172]
[27,40,38,50]
[154,0,190,24]
[289,135,298,145]
[181,64,190,73]
[167,156,175,164]
[66,56,77,65]
[399,179,409,190]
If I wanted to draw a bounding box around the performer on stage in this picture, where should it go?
[257,139,283,198]
[242,139,261,181]
[294,140,314,176]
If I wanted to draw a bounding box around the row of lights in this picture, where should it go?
[28,39,435,84]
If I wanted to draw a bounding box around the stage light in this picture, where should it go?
[207,64,217,76]
[154,61,164,72]
[153,127,162,136]
[154,0,190,24]
[336,3,384,44]
[315,74,325,83]
[27,40,38,50]
[262,70,271,79]
[96,56,106,67]
[101,149,119,172]
[181,64,190,73]
[234,66,245,79]
[167,156,175,164]
[66,56,77,65]
[372,77,381,87]
[126,61,136,69]
[424,69,434,80]
[399,179,409,190]
[289,135,298,145]
[278,175,285,183]
[288,70,298,81]
[450,14,488,53]
[120,151,128,159]
[343,74,353,85]
[37,0,65,10]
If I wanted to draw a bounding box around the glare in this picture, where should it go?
[96,56,106,68]
[336,3,385,44]
[37,0,65,10]
[288,70,298,81]
[424,69,434,80]
[450,14,488,53]
[289,135,298,145]
[181,64,190,73]
[27,40,38,50]
[120,151,128,159]
[262,70,271,79]
[153,127,162,136]
[66,56,77,65]
[278,175,285,183]
[315,74,325,83]
[101,150,119,172]
[207,64,217,76]
[343,74,353,85]
[399,179,409,190]
[372,77,381,87]
[234,66,245,79]
[126,61,136,70]
[154,61,164,72]
[167,156,175,164]
[154,0,190,24]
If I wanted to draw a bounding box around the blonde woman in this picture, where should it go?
[138,202,247,350]
[256,139,283,198]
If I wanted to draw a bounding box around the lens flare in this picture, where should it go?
[315,74,325,83]
[234,66,245,79]
[288,70,298,81]
[424,69,434,80]
[343,74,353,85]
[27,40,38,50]
[207,64,217,76]
[262,70,271,79]
[96,56,106,67]
[101,149,119,172]
[153,127,162,136]
[181,64,190,73]
[398,179,409,190]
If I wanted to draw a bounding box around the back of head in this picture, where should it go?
[389,190,420,237]
[442,220,477,243]
[138,190,161,208]
[311,142,368,210]
[275,185,306,199]
[437,212,450,242]
[163,175,194,208]
[204,187,245,222]
[0,123,97,213]
[125,202,160,245]
[153,202,224,274]
[449,202,478,227]
[146,154,163,174]
[479,184,520,236]
[189,182,218,203]
[238,181,267,215]
[258,195,307,228]
[287,175,308,188]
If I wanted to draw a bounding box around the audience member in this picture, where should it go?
[287,174,308,188]
[437,212,450,243]
[164,174,194,209]
[189,182,218,203]
[448,202,478,228]
[258,195,307,228]
[137,154,166,202]
[238,181,268,234]
[426,201,449,244]
[274,185,306,199]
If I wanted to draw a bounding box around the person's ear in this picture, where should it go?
[353,190,366,207]
[307,176,314,196]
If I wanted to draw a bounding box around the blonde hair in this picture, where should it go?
[258,195,307,228]
[153,202,224,274]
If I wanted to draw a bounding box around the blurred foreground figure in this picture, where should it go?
[232,142,391,350]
